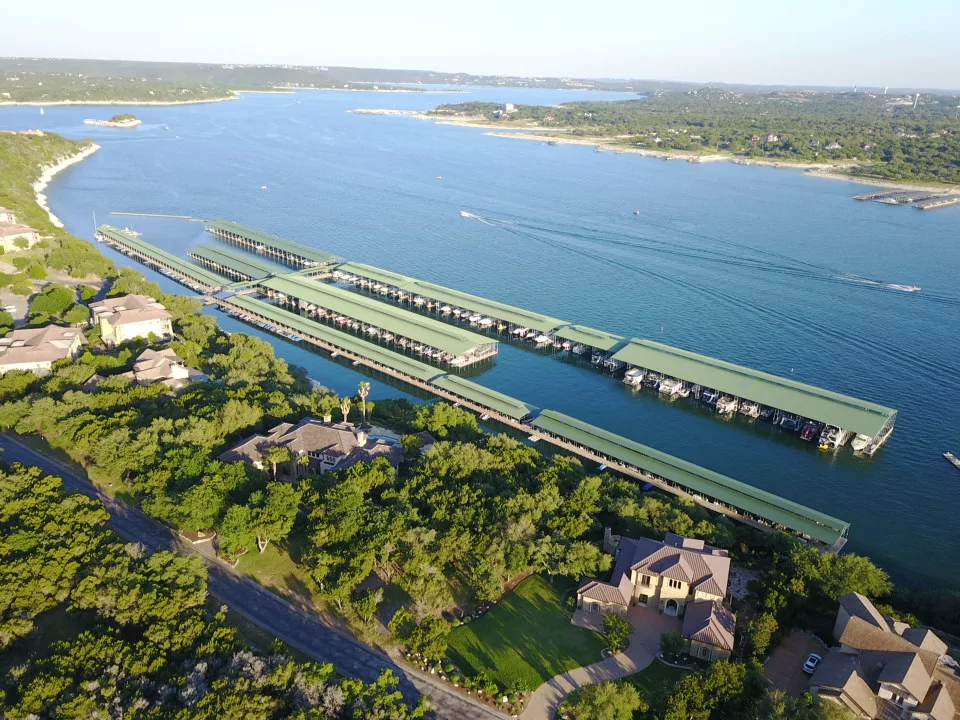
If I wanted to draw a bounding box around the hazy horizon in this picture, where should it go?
[2,0,959,90]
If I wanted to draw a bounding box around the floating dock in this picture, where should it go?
[188,243,281,282]
[96,225,226,292]
[873,191,938,205]
[259,274,498,367]
[207,219,341,268]
[914,195,960,210]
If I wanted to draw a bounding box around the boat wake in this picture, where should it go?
[460,210,512,227]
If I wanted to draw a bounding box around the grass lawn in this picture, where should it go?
[446,575,605,690]
[624,660,690,701]
[237,542,324,611]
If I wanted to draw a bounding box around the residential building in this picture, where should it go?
[809,592,954,720]
[577,532,736,660]
[0,206,41,251]
[219,416,404,476]
[0,324,84,375]
[122,348,205,389]
[90,294,172,346]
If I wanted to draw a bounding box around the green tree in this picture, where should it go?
[63,303,90,326]
[219,504,256,557]
[250,482,301,552]
[263,443,293,479]
[358,381,371,425]
[178,481,226,532]
[560,681,648,720]
[603,612,632,652]
[340,396,352,424]
[660,629,686,659]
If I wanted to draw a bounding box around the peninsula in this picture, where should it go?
[83,113,142,128]
[421,91,960,188]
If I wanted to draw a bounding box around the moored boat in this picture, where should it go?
[659,377,683,396]
[738,401,760,418]
[716,395,739,414]
[623,367,645,386]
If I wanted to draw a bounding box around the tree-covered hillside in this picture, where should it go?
[432,89,960,184]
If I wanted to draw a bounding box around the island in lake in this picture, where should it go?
[83,113,142,128]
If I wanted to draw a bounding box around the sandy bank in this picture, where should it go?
[32,143,101,228]
[0,95,238,108]
[801,170,958,194]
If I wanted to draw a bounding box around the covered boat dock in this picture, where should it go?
[334,261,568,334]
[207,220,341,268]
[188,243,279,282]
[429,375,539,422]
[96,225,226,292]
[259,274,498,367]
[530,409,850,547]
[611,338,896,449]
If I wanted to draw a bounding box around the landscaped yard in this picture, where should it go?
[624,660,690,703]
[446,574,606,690]
[236,543,323,611]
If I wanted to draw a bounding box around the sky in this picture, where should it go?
[3,0,959,89]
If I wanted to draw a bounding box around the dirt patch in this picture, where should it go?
[763,629,828,697]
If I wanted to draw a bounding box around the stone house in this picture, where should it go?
[90,294,173,347]
[219,416,404,477]
[809,592,954,719]
[577,532,736,661]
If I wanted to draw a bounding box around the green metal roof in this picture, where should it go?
[611,339,896,436]
[260,275,494,358]
[337,261,568,333]
[189,244,278,280]
[222,294,442,383]
[429,376,538,421]
[553,325,624,352]
[207,220,341,265]
[531,410,849,545]
[97,225,225,289]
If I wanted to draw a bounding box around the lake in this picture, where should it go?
[3,86,959,589]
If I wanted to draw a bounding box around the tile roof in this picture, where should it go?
[219,418,402,472]
[809,649,879,718]
[90,294,171,327]
[577,579,628,606]
[901,628,949,656]
[915,681,956,720]
[839,616,941,674]
[681,600,736,651]
[839,592,889,630]
[876,651,931,702]
[624,535,730,598]
[0,325,84,366]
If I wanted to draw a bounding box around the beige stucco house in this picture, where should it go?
[90,294,172,347]
[576,532,736,660]
[0,324,84,375]
[809,592,954,720]
[122,348,205,389]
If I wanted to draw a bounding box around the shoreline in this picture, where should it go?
[32,143,101,228]
[355,109,958,193]
[0,95,239,108]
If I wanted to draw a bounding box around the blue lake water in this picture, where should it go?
[3,87,959,589]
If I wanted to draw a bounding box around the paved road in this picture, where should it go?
[0,435,505,720]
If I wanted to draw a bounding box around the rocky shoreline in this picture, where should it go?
[32,143,101,228]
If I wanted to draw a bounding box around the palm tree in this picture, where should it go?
[263,444,292,479]
[340,396,352,424]
[358,381,371,425]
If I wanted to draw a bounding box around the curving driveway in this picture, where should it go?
[521,606,679,720]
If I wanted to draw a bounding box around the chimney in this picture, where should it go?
[323,413,332,424]
[356,430,368,446]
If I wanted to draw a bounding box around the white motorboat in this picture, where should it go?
[659,377,684,396]
[716,395,739,414]
[738,401,761,418]
[623,367,645,386]
[534,334,553,345]
[572,343,587,355]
